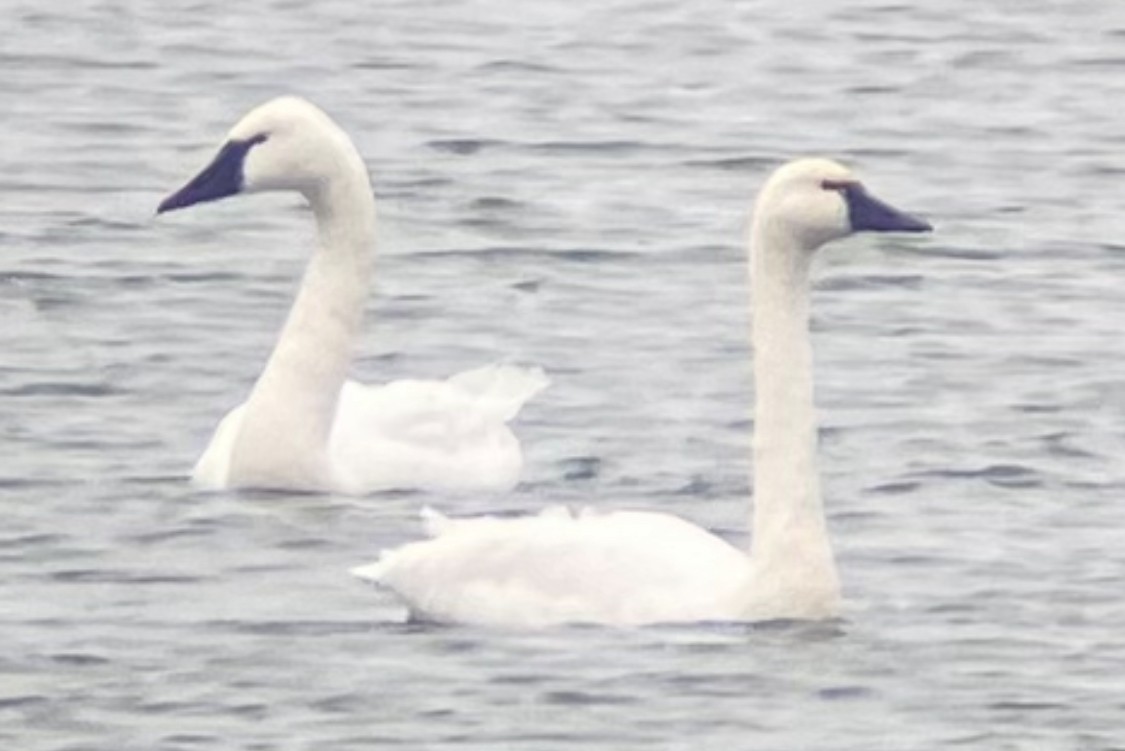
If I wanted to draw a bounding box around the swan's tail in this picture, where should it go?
[447,363,549,422]
[350,507,451,584]
[350,559,388,583]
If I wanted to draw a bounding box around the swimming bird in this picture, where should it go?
[353,158,931,626]
[157,97,547,494]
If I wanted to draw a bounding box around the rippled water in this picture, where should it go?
[4,0,1125,748]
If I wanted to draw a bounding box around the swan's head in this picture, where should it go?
[157,96,357,214]
[754,158,932,250]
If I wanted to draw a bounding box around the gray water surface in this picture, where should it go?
[3,0,1125,748]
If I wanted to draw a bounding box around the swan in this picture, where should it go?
[157,97,547,494]
[353,158,932,626]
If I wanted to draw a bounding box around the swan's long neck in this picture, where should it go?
[228,145,375,490]
[745,219,839,615]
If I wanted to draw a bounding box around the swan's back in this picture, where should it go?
[355,507,751,627]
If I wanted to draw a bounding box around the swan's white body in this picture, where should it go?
[160,97,546,494]
[355,159,930,626]
[357,507,751,627]
[194,363,548,494]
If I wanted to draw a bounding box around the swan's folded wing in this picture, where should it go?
[353,508,750,627]
[327,364,547,493]
[336,363,545,441]
[445,363,549,422]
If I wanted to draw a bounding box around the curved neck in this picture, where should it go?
[746,219,838,604]
[229,150,375,489]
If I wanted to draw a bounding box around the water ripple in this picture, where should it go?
[4,1,1124,749]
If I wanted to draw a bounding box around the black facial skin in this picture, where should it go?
[157,133,268,214]
[822,179,932,233]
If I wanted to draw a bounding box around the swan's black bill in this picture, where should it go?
[841,184,932,233]
[157,134,267,214]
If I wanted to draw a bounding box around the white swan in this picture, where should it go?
[157,97,547,494]
[354,158,931,626]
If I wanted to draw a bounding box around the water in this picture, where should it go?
[3,0,1125,748]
